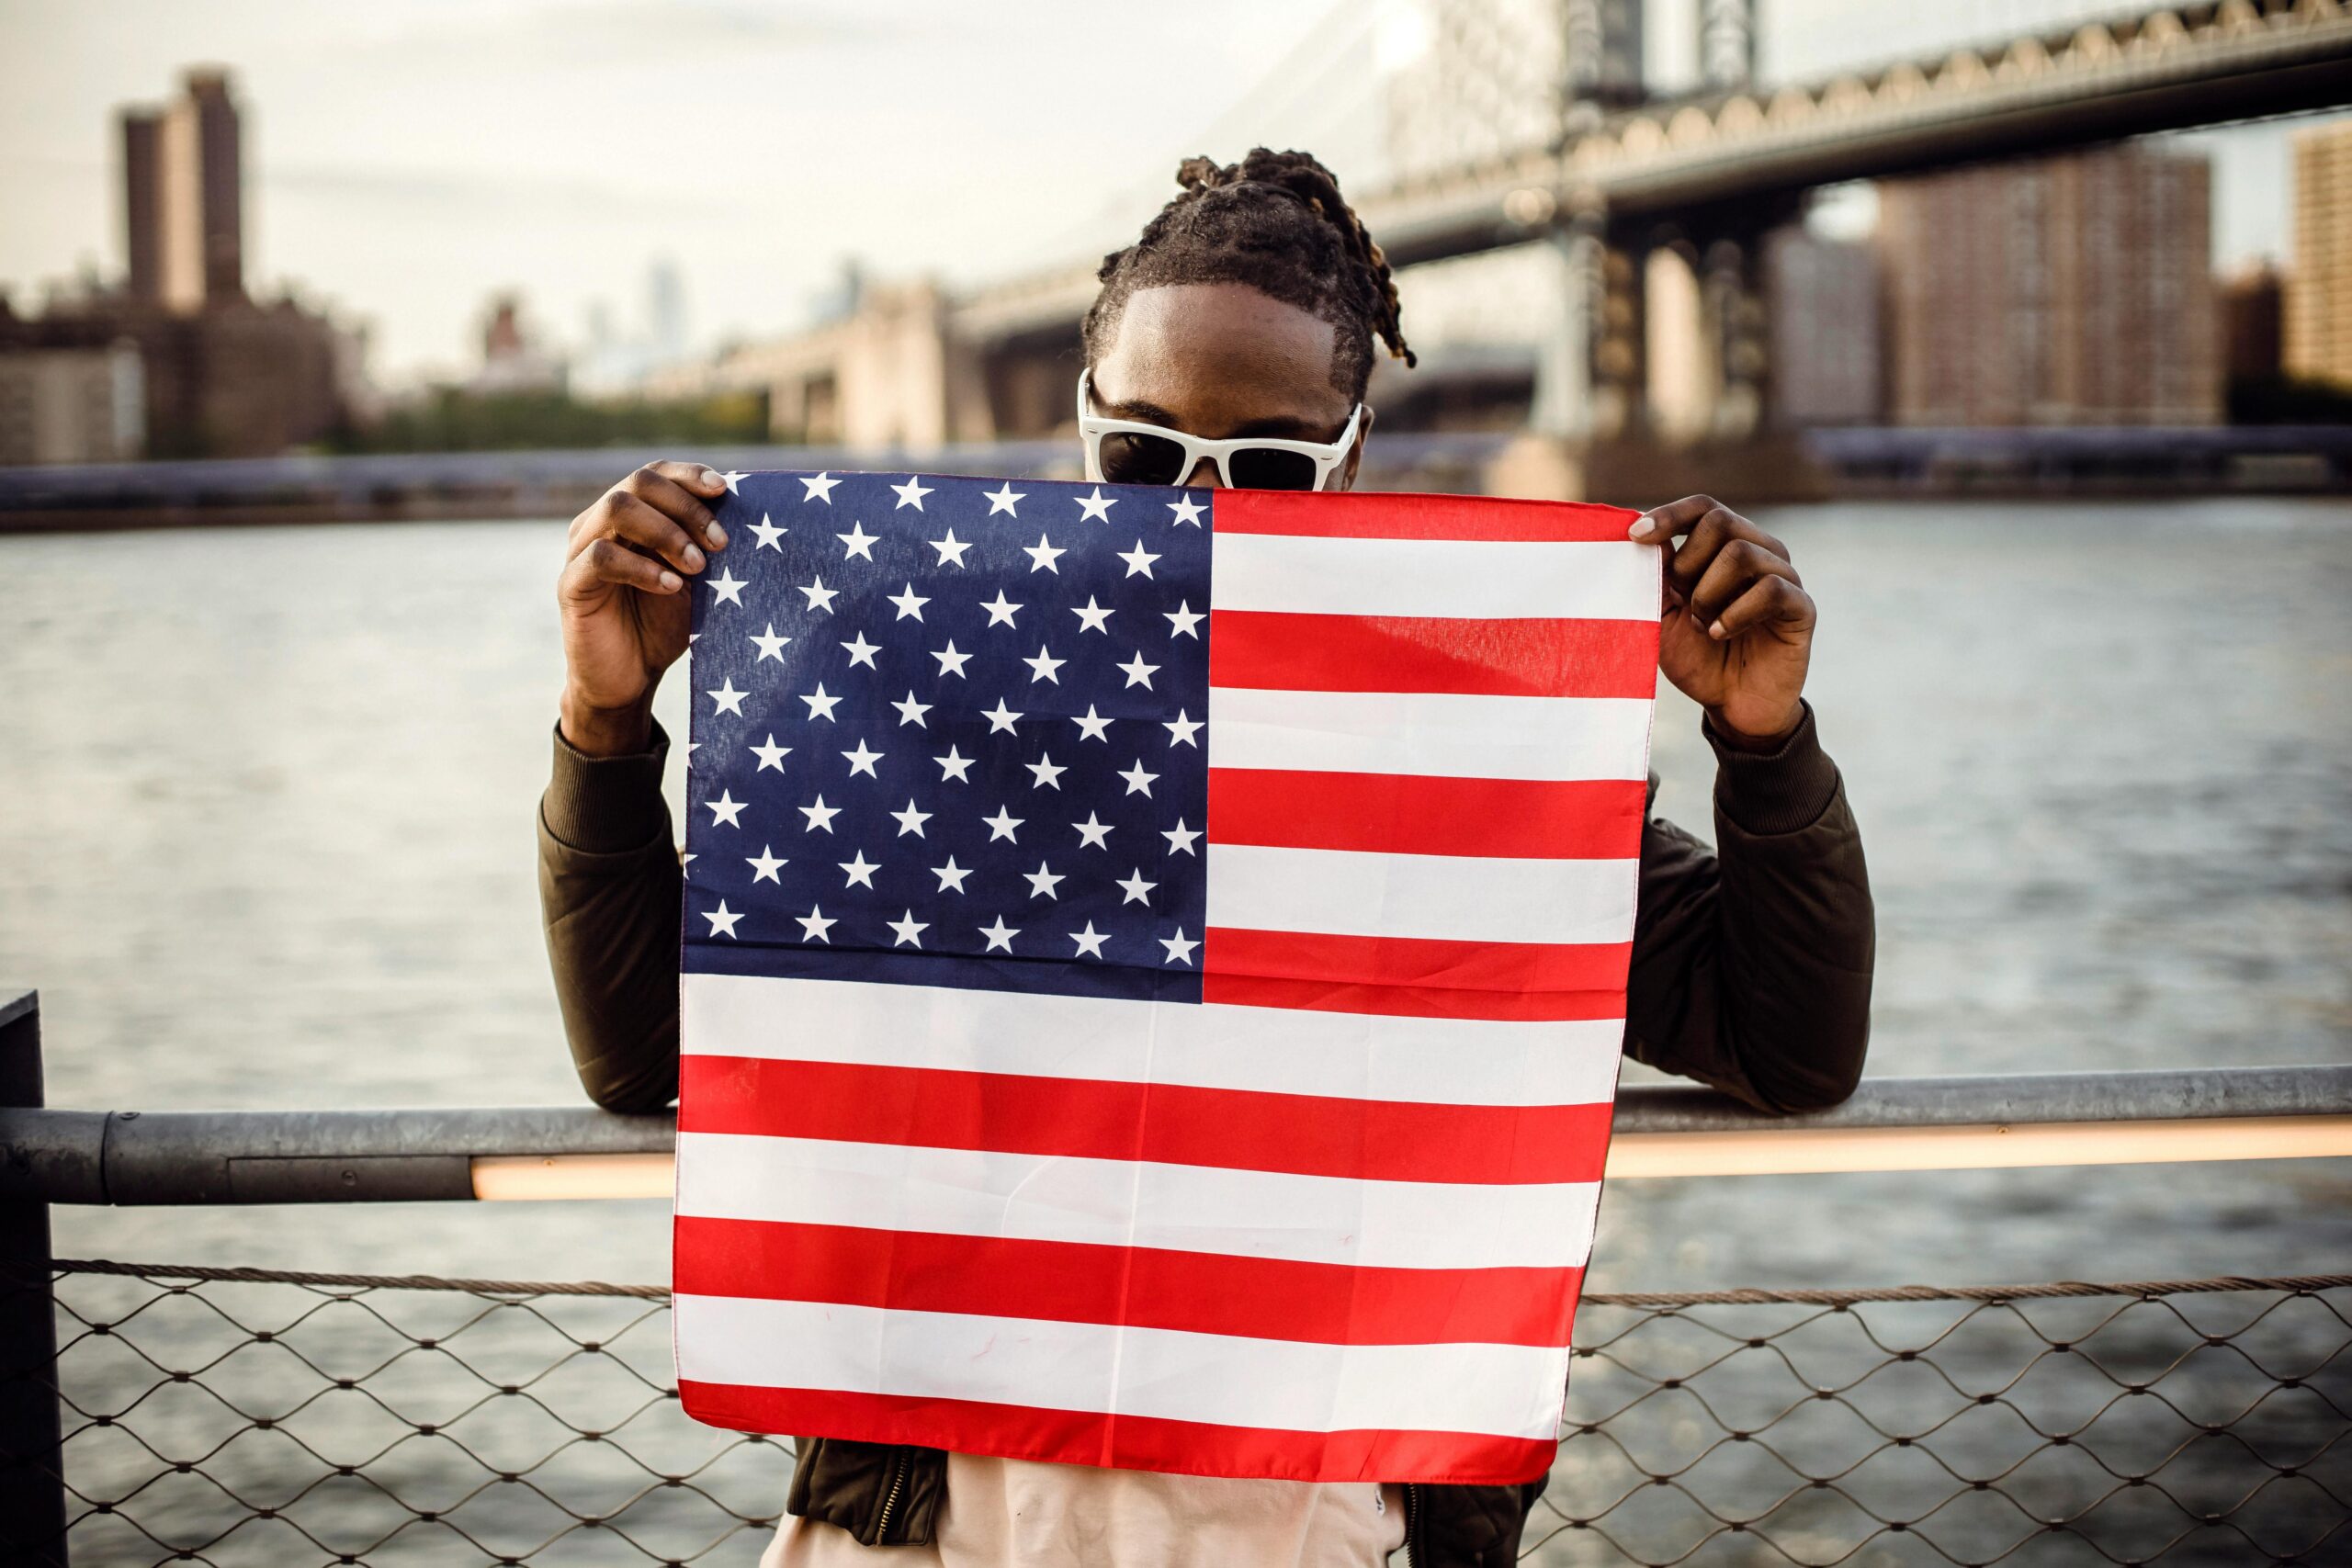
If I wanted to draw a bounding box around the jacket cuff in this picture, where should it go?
[1705,701,1841,836]
[543,718,672,852]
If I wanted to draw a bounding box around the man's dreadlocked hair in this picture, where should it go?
[1082,148,1414,400]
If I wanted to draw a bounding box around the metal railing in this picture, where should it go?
[4,987,2348,1565]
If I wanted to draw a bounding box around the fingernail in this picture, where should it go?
[683,544,706,571]
[1628,516,1653,540]
[706,523,728,547]
[701,467,725,488]
[1709,619,1727,638]
[659,570,684,592]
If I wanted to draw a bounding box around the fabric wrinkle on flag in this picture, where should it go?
[673,471,1658,1485]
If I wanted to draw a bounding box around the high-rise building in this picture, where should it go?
[1877,147,2220,426]
[2286,118,2352,389]
[119,67,243,313]
[1766,229,1882,427]
[2220,262,2283,385]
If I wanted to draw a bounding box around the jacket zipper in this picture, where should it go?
[872,1450,910,1543]
[1400,1482,1422,1566]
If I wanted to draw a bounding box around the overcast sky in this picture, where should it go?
[0,0,2333,381]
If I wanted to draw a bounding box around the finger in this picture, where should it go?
[572,491,708,575]
[1686,538,1802,627]
[1627,494,1717,542]
[619,463,729,549]
[1707,574,1815,641]
[560,536,682,606]
[1630,494,1790,562]
[650,459,732,500]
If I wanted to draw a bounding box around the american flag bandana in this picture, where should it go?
[673,470,1659,1484]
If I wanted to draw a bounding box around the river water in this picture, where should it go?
[3,498,2348,1562]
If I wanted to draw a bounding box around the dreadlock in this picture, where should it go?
[1082,148,1415,400]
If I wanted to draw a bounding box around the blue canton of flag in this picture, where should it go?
[684,470,1214,1000]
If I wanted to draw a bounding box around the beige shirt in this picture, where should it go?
[761,1453,1407,1568]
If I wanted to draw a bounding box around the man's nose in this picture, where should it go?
[1182,456,1223,489]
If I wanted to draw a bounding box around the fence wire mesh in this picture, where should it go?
[7,1261,2346,1566]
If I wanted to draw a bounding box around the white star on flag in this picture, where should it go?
[1025,753,1067,790]
[750,513,787,549]
[796,905,835,941]
[984,482,1024,517]
[1024,862,1064,899]
[707,679,748,716]
[1162,818,1201,855]
[718,470,749,494]
[931,857,972,893]
[930,529,972,567]
[704,900,743,937]
[801,683,842,721]
[1165,601,1204,638]
[980,591,1022,627]
[978,916,1019,952]
[798,795,842,832]
[750,624,792,661]
[749,735,792,772]
[1168,494,1205,525]
[935,746,975,782]
[1069,921,1109,958]
[1072,596,1114,633]
[746,847,787,884]
[1117,541,1160,579]
[1075,488,1116,522]
[798,471,840,502]
[893,692,933,728]
[1072,705,1113,742]
[1073,812,1114,849]
[841,632,881,670]
[892,476,934,510]
[1165,710,1203,747]
[1159,928,1199,964]
[705,791,746,827]
[982,807,1023,842]
[799,576,840,612]
[1023,533,1065,573]
[1023,646,1066,684]
[839,851,880,889]
[707,568,749,604]
[842,739,885,777]
[888,583,930,621]
[892,800,933,837]
[837,522,880,560]
[1118,652,1159,689]
[1116,869,1157,905]
[932,641,973,678]
[982,699,1023,734]
[888,909,929,946]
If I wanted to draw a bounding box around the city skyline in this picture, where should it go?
[0,0,2332,382]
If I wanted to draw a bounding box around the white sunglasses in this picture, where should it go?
[1077,368,1364,491]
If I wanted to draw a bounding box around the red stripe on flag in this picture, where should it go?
[680,1056,1610,1185]
[1210,769,1646,860]
[673,1216,1585,1347]
[1209,611,1657,698]
[1202,971,1627,1022]
[677,1382,1560,1484]
[1206,927,1634,996]
[1217,488,1640,543]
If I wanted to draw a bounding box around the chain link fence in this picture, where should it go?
[11,1261,2347,1566]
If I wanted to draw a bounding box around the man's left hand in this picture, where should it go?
[1629,495,1815,749]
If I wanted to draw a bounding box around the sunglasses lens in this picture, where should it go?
[1095,431,1190,486]
[1227,446,1321,491]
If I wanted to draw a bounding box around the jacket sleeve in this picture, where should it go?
[1623,702,1876,1114]
[537,720,684,1112]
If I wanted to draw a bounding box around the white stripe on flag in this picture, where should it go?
[673,1294,1574,1439]
[1206,689,1654,782]
[680,973,1626,1108]
[1210,534,1657,621]
[674,1132,1603,1271]
[1205,844,1639,948]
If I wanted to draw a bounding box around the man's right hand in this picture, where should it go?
[558,461,731,757]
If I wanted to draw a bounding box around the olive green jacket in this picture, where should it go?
[537,702,1876,1564]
